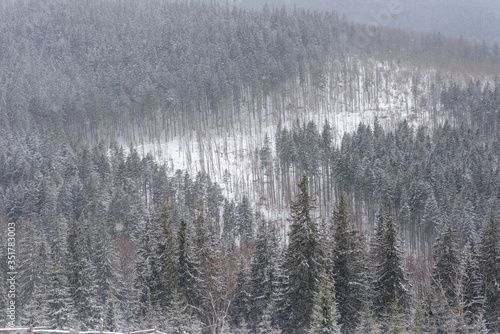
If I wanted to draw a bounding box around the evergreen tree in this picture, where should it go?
[372,201,409,317]
[356,296,380,334]
[165,287,202,334]
[93,219,119,307]
[380,292,408,334]
[237,195,254,243]
[46,254,72,329]
[478,207,500,332]
[280,175,323,333]
[152,203,178,310]
[66,220,101,330]
[141,288,157,329]
[331,193,366,333]
[420,287,454,334]
[308,272,341,334]
[432,220,460,310]
[230,261,252,329]
[104,285,119,332]
[177,219,201,311]
[17,220,48,317]
[135,217,155,319]
[248,219,281,330]
[461,239,484,324]
[23,281,48,327]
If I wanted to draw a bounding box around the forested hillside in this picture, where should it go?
[1,0,500,333]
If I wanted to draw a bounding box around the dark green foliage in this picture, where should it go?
[104,286,119,332]
[461,240,484,324]
[371,201,409,317]
[308,272,341,334]
[177,219,201,311]
[478,208,500,332]
[331,193,366,333]
[66,220,101,330]
[432,221,460,310]
[280,175,324,333]
[46,256,72,329]
[248,219,282,330]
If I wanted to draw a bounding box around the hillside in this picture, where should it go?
[1,1,500,333]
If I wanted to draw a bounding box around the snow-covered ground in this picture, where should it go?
[122,56,495,225]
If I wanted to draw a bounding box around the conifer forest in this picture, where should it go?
[1,1,500,333]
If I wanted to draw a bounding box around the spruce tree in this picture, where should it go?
[135,217,155,320]
[66,220,101,330]
[478,207,500,332]
[45,254,72,329]
[308,272,341,334]
[152,203,178,310]
[280,175,323,333]
[93,219,119,307]
[461,239,483,324]
[372,201,409,317]
[165,287,202,334]
[104,285,119,332]
[331,193,366,333]
[420,287,454,334]
[356,296,380,334]
[248,219,281,330]
[432,220,460,310]
[177,219,201,311]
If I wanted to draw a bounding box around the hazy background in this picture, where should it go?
[237,0,500,45]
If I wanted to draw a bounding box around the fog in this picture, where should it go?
[237,0,500,45]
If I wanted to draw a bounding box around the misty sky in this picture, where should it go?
[237,0,500,45]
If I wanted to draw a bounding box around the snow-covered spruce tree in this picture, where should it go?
[331,193,366,333]
[135,217,155,321]
[165,287,202,334]
[478,207,500,332]
[66,220,101,330]
[280,174,323,333]
[248,219,281,330]
[229,259,252,330]
[379,292,408,334]
[177,219,201,312]
[419,286,455,334]
[371,200,409,317]
[22,279,48,327]
[461,239,484,324]
[308,271,341,334]
[222,199,237,252]
[356,295,380,334]
[152,203,178,311]
[432,220,460,311]
[237,195,254,243]
[45,254,72,329]
[17,220,49,321]
[93,219,119,307]
[104,285,118,332]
